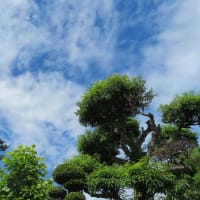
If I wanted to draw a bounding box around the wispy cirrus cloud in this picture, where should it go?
[141,0,200,105]
[0,72,84,166]
[8,0,119,79]
[0,0,119,171]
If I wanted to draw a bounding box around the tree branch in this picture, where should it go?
[138,112,161,151]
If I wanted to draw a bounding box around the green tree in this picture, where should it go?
[76,74,154,127]
[160,92,200,128]
[64,192,85,200]
[76,74,156,164]
[87,165,127,200]
[53,74,200,199]
[165,147,200,200]
[128,157,175,200]
[158,92,200,199]
[49,186,66,199]
[65,154,102,174]
[51,162,86,200]
[0,145,52,200]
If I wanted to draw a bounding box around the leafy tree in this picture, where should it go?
[51,163,86,200]
[164,147,200,200]
[160,92,200,128]
[87,165,127,200]
[128,157,175,200]
[53,163,86,192]
[76,74,156,164]
[64,192,85,200]
[77,128,119,164]
[65,154,102,174]
[52,74,200,199]
[0,145,52,200]
[151,125,197,164]
[49,186,66,199]
[76,74,154,127]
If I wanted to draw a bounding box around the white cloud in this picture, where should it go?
[0,72,84,167]
[0,0,50,74]
[0,0,119,172]
[141,0,200,106]
[0,0,119,76]
[36,0,118,73]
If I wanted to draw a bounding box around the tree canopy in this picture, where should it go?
[160,92,200,128]
[2,74,200,199]
[0,145,52,200]
[76,74,154,127]
[44,74,200,199]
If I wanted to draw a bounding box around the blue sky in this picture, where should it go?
[0,1,200,197]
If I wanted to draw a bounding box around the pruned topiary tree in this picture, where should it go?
[52,74,200,199]
[51,163,86,199]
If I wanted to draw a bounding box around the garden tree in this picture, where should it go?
[78,129,119,164]
[87,165,127,199]
[0,145,52,200]
[50,155,100,200]
[164,148,200,199]
[51,162,86,200]
[76,74,157,164]
[65,154,102,174]
[128,157,175,200]
[49,186,66,199]
[52,74,200,199]
[64,192,85,200]
[157,92,200,176]
[76,75,155,127]
[160,92,200,128]
[78,118,144,164]
[51,154,128,200]
[150,125,197,165]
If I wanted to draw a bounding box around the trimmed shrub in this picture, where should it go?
[64,192,85,200]
[49,186,66,198]
[53,163,86,185]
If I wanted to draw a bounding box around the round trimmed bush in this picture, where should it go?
[63,179,85,192]
[64,192,85,200]
[53,163,86,185]
[49,186,66,198]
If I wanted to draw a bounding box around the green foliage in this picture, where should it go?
[184,147,200,170]
[152,125,198,163]
[159,125,197,139]
[78,128,119,164]
[53,163,86,192]
[76,74,154,127]
[165,174,197,200]
[49,186,66,198]
[78,117,143,164]
[52,75,200,199]
[87,165,127,199]
[126,117,140,137]
[64,192,85,200]
[128,157,175,198]
[0,145,52,200]
[65,154,101,174]
[160,92,200,128]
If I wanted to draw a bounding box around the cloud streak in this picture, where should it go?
[0,72,84,166]
[142,0,200,105]
[0,0,120,171]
